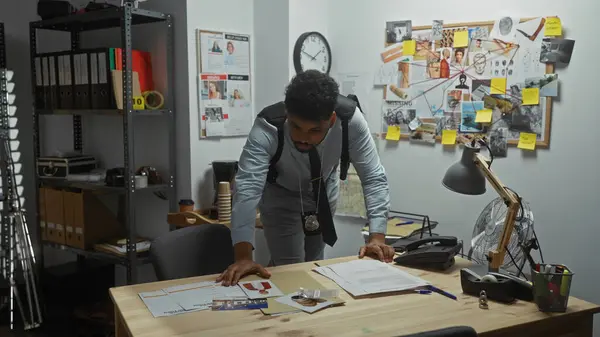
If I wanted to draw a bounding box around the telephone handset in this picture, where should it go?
[394,236,458,253]
[393,236,462,271]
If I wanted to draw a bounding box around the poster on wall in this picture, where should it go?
[197,30,253,137]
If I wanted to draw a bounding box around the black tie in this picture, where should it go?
[308,147,337,246]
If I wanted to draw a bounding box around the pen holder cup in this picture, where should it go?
[531,264,573,313]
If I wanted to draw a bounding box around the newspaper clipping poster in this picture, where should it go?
[198,30,252,137]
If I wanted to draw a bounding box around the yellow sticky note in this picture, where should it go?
[132,96,145,110]
[475,109,493,123]
[402,40,416,56]
[490,78,507,94]
[386,126,401,141]
[522,88,540,105]
[545,17,562,36]
[453,31,469,48]
[441,130,457,145]
[517,132,537,150]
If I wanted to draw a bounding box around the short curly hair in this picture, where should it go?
[284,70,339,122]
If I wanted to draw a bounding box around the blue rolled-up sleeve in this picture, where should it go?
[231,119,276,247]
[347,109,390,234]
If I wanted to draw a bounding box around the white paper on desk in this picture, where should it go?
[314,260,429,296]
[164,281,247,311]
[139,290,191,318]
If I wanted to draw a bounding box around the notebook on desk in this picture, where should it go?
[362,217,438,238]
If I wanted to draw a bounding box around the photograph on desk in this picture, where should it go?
[275,292,344,314]
[239,280,284,299]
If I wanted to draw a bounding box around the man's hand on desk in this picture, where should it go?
[217,260,271,286]
[358,233,395,263]
[217,242,271,286]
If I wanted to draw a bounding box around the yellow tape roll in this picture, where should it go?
[142,90,165,110]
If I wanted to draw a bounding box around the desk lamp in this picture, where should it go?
[442,137,520,272]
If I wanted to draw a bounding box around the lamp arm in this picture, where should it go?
[473,153,521,271]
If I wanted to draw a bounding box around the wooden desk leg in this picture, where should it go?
[115,305,129,337]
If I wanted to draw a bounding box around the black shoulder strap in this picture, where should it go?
[257,102,286,184]
[336,95,358,181]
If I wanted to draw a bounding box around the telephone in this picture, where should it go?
[392,236,462,270]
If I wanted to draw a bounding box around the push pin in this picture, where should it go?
[479,290,489,310]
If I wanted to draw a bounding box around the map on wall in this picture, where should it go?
[336,165,366,218]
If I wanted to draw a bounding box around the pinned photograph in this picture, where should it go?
[381,103,415,134]
[205,107,224,122]
[468,26,490,41]
[442,111,461,130]
[490,57,515,78]
[472,80,491,101]
[426,51,442,79]
[239,280,284,299]
[386,21,412,43]
[440,27,468,48]
[452,48,466,66]
[469,38,486,53]
[398,59,411,88]
[437,48,452,78]
[432,20,444,40]
[490,17,519,41]
[509,97,545,135]
[489,127,508,158]
[275,292,343,314]
[540,38,575,64]
[460,101,485,133]
[412,30,433,61]
[446,89,462,112]
[524,74,558,97]
[455,73,469,90]
[409,123,437,144]
[468,51,489,76]
[483,94,516,115]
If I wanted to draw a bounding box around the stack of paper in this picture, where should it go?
[163,281,247,311]
[313,260,429,296]
[139,281,247,317]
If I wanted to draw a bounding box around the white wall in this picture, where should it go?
[254,0,290,116]
[288,0,330,79]
[326,0,600,333]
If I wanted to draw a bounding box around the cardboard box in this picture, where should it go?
[63,190,122,250]
[44,187,65,245]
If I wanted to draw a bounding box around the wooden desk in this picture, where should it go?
[110,257,599,337]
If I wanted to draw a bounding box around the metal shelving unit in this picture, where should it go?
[29,3,176,284]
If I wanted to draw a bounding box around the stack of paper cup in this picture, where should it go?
[217,181,232,223]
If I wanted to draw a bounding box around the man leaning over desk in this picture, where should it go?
[218,70,393,286]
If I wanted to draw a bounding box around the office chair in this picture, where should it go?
[396,326,478,337]
[150,224,234,280]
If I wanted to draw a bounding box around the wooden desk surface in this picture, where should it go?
[110,257,600,337]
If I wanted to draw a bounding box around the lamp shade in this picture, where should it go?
[442,145,486,195]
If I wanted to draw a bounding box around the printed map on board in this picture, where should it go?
[337,165,366,218]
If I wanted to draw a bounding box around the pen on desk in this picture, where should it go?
[427,285,457,301]
[415,289,432,295]
[395,221,414,226]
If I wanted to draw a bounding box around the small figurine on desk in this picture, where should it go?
[479,290,489,309]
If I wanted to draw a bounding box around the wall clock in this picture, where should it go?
[293,31,332,74]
